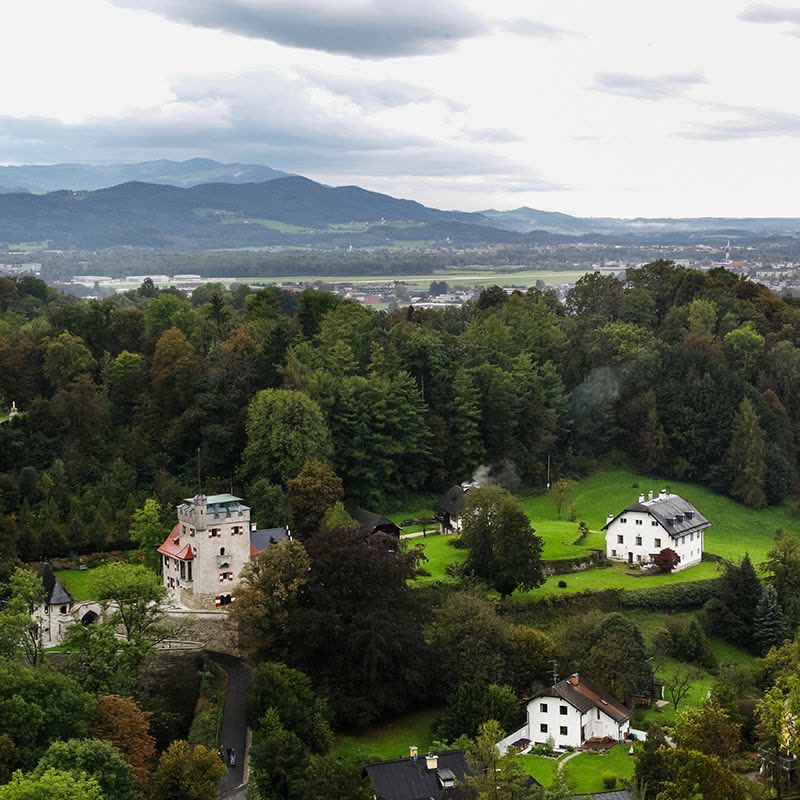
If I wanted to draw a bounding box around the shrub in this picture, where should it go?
[602,772,617,790]
[619,579,719,610]
[558,580,567,588]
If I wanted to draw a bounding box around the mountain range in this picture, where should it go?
[0,158,291,194]
[0,159,799,250]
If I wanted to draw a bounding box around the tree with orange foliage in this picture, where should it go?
[93,695,155,790]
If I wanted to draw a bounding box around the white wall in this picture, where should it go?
[605,511,703,571]
[526,698,584,749]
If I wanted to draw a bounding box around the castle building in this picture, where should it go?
[158,493,289,609]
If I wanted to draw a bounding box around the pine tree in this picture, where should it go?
[449,368,484,474]
[641,389,668,472]
[755,585,786,655]
[727,397,767,507]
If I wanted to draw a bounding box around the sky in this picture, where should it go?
[2,0,800,216]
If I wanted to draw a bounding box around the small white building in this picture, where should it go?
[158,493,290,610]
[603,489,711,571]
[521,674,632,750]
[32,562,75,647]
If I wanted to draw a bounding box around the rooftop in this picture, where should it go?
[364,751,470,800]
[537,674,632,724]
[34,562,73,606]
[603,490,711,537]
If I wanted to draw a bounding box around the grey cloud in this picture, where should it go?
[0,70,559,188]
[465,127,524,143]
[296,69,465,111]
[593,71,706,100]
[111,0,563,58]
[739,3,800,25]
[681,104,800,140]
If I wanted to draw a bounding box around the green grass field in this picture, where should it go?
[518,753,560,786]
[519,744,638,793]
[54,569,96,601]
[407,535,467,583]
[249,218,315,234]
[335,708,439,761]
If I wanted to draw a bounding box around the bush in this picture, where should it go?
[558,580,567,588]
[602,772,617,790]
[619,579,719,610]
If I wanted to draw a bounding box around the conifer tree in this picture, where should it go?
[641,389,668,472]
[449,368,484,473]
[727,397,767,507]
[755,585,786,655]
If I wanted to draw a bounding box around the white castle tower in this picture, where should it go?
[158,493,275,609]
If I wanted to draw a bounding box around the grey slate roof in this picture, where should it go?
[34,562,73,606]
[435,485,468,517]
[352,508,401,536]
[602,493,710,539]
[364,751,469,800]
[250,527,290,552]
[537,674,632,724]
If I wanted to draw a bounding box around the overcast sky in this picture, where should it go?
[3,0,800,216]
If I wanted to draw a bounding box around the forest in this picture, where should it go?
[0,260,796,561]
[3,261,800,798]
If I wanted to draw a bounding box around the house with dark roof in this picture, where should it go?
[505,674,631,751]
[364,749,469,800]
[434,484,474,532]
[603,489,711,571]
[157,493,291,609]
[32,562,75,647]
[352,508,401,537]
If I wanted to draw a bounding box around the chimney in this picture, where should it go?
[409,746,418,762]
[648,490,654,501]
[251,523,257,532]
[569,674,580,686]
[638,493,645,503]
[425,754,438,771]
[659,489,667,500]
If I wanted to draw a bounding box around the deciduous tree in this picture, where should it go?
[150,741,225,800]
[286,460,343,538]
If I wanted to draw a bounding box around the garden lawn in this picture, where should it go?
[517,754,560,787]
[406,535,467,583]
[521,468,800,565]
[511,561,719,601]
[563,744,638,793]
[334,708,439,762]
[54,569,96,601]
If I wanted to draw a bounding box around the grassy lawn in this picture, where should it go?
[523,468,800,566]
[54,568,97,601]
[512,560,720,601]
[335,708,440,762]
[563,744,638,793]
[249,218,315,234]
[406,535,467,583]
[518,754,560,787]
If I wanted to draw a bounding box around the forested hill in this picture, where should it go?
[0,158,293,193]
[0,176,489,249]
[0,261,797,563]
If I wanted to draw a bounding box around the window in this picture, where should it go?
[219,571,233,582]
[188,562,192,582]
[539,703,548,713]
[180,561,186,579]
[209,528,221,538]
[635,519,642,526]
[690,533,694,541]
[559,726,568,736]
[220,547,226,556]
[60,605,67,614]
[611,549,617,557]
[182,525,186,535]
[637,555,642,562]
[635,536,642,545]
[597,708,600,720]
[189,527,195,537]
[163,555,168,568]
[620,518,627,524]
[540,724,548,733]
[617,535,623,544]
[651,520,658,526]
[232,525,242,535]
[654,538,661,547]
[559,706,568,716]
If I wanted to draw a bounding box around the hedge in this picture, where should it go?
[618,579,720,610]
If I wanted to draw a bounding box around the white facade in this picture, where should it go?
[526,696,630,749]
[604,490,709,572]
[160,494,253,610]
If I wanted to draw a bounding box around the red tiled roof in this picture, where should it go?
[157,524,194,560]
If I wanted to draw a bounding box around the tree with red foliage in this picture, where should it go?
[653,547,681,573]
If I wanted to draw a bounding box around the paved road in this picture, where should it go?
[209,652,251,798]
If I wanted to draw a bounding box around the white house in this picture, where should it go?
[603,489,711,571]
[434,483,476,532]
[158,493,290,610]
[507,674,632,751]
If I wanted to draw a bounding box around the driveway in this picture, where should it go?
[209,652,251,798]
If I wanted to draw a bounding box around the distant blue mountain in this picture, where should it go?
[0,158,292,193]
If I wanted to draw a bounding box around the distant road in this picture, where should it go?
[209,652,251,798]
